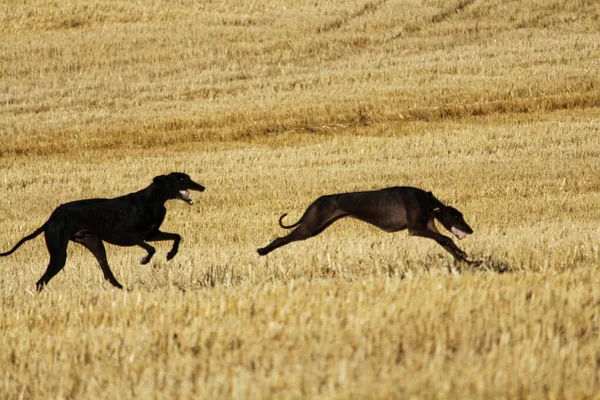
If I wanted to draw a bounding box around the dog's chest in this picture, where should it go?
[146,221,161,232]
[137,207,166,231]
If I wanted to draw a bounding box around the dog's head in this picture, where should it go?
[432,205,474,240]
[153,172,205,205]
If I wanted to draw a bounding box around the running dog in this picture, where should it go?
[257,186,481,265]
[1,172,205,290]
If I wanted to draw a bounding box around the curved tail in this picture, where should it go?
[0,223,47,257]
[278,213,302,229]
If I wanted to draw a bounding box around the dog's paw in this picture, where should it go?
[467,259,484,267]
[166,251,177,261]
[454,258,483,268]
[140,256,151,265]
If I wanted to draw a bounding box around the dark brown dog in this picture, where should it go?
[258,186,481,265]
[1,172,205,290]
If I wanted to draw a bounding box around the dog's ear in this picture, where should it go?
[153,175,169,185]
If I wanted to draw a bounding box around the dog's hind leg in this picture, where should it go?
[36,224,68,291]
[74,232,123,289]
[145,231,181,261]
[257,199,349,255]
[257,228,306,256]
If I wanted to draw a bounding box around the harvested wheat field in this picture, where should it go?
[1,0,600,398]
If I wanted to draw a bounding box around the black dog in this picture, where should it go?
[1,172,205,290]
[257,186,481,265]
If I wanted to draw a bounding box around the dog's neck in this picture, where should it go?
[139,183,173,204]
[428,194,446,215]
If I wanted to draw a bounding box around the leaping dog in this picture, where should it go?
[257,186,481,265]
[0,172,205,290]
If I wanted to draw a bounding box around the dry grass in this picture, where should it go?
[1,0,600,398]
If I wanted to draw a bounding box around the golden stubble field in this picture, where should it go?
[1,0,600,398]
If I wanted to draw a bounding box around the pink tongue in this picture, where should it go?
[451,227,467,240]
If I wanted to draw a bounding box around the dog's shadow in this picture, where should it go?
[467,255,512,274]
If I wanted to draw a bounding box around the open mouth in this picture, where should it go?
[179,190,194,205]
[451,227,468,240]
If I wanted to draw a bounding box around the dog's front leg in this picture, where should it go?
[119,232,159,264]
[138,242,156,265]
[145,231,181,261]
[119,237,154,264]
[408,229,473,263]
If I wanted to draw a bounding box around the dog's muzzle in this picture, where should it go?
[451,227,468,240]
[179,190,194,205]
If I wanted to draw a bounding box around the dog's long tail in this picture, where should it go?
[278,213,302,229]
[0,223,47,257]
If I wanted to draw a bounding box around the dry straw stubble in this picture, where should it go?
[1,0,600,398]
